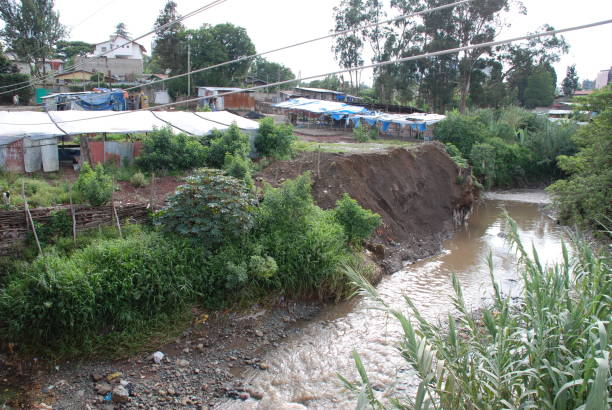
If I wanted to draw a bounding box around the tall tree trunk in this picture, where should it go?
[459,71,472,114]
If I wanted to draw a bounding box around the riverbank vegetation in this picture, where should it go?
[0,121,381,356]
[434,106,578,189]
[548,85,612,233]
[345,219,610,409]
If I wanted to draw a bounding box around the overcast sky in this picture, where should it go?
[49,0,612,85]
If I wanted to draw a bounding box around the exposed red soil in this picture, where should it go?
[257,142,476,272]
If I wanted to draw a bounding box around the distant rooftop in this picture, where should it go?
[294,86,344,95]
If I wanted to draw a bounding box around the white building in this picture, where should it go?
[4,53,64,75]
[93,35,146,60]
[595,67,611,89]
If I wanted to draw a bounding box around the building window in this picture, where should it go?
[101,47,107,52]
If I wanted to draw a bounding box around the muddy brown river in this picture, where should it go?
[222,191,566,409]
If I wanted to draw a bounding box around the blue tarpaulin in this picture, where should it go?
[76,91,126,111]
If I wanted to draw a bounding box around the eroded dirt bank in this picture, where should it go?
[0,143,476,409]
[258,142,476,272]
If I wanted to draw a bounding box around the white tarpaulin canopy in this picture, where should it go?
[0,110,260,142]
[0,111,64,145]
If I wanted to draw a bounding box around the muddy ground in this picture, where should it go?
[1,142,476,409]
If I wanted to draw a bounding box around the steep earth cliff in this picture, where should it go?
[259,142,476,272]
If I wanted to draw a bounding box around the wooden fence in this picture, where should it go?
[0,203,150,255]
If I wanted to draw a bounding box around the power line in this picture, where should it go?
[2,18,611,126]
[0,0,229,94]
[124,0,474,92]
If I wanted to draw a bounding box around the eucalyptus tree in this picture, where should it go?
[0,0,66,76]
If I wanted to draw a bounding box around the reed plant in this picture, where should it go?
[343,218,610,409]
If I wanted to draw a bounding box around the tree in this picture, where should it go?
[115,22,129,38]
[524,68,555,108]
[54,40,93,61]
[0,0,66,75]
[152,1,184,74]
[0,46,18,73]
[332,0,366,91]
[548,85,612,231]
[561,64,579,97]
[248,57,295,92]
[581,79,595,90]
[168,23,256,96]
[501,25,568,106]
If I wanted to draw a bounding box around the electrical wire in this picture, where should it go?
[0,0,229,94]
[2,18,611,126]
[124,0,474,92]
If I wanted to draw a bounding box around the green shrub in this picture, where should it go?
[136,127,207,172]
[444,143,469,168]
[73,163,113,206]
[254,117,296,158]
[154,169,257,247]
[223,153,253,186]
[29,210,72,247]
[548,86,612,231]
[254,174,350,296]
[352,125,371,143]
[0,231,206,346]
[205,124,250,168]
[334,194,380,245]
[435,112,486,157]
[129,171,148,187]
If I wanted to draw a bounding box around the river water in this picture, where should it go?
[223,191,566,410]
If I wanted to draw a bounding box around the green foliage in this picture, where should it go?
[205,124,250,168]
[444,143,468,168]
[548,85,612,231]
[254,117,296,158]
[0,174,71,209]
[249,57,295,92]
[562,64,579,97]
[136,127,207,172]
[435,112,485,157]
[344,218,611,409]
[0,231,206,347]
[29,210,71,247]
[73,163,113,206]
[223,153,252,186]
[0,73,33,104]
[524,69,556,108]
[254,174,351,297]
[129,171,148,188]
[352,125,378,143]
[155,169,257,247]
[334,194,380,245]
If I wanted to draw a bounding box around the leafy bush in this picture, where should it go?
[435,112,486,157]
[254,117,296,158]
[352,125,378,143]
[548,86,612,231]
[73,163,113,206]
[444,143,469,168]
[345,219,611,409]
[205,124,250,168]
[334,194,380,245]
[29,210,72,247]
[223,152,253,186]
[136,127,207,172]
[155,169,257,247]
[254,173,350,296]
[0,231,206,346]
[129,171,148,187]
[0,174,72,209]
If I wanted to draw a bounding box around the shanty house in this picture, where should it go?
[197,87,256,111]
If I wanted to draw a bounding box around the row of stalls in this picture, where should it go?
[273,98,445,139]
[0,110,259,173]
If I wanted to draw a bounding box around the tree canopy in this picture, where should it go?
[0,0,66,75]
[561,64,579,96]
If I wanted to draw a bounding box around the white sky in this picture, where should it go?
[39,0,612,85]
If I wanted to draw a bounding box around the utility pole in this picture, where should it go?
[187,43,191,98]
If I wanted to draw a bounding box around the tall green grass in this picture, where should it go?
[343,218,610,409]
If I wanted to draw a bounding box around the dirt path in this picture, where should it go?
[1,301,327,409]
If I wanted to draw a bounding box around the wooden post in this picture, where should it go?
[22,183,42,256]
[112,200,123,239]
[317,145,321,178]
[149,172,155,210]
[70,193,77,244]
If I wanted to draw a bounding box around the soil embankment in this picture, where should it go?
[258,142,476,272]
